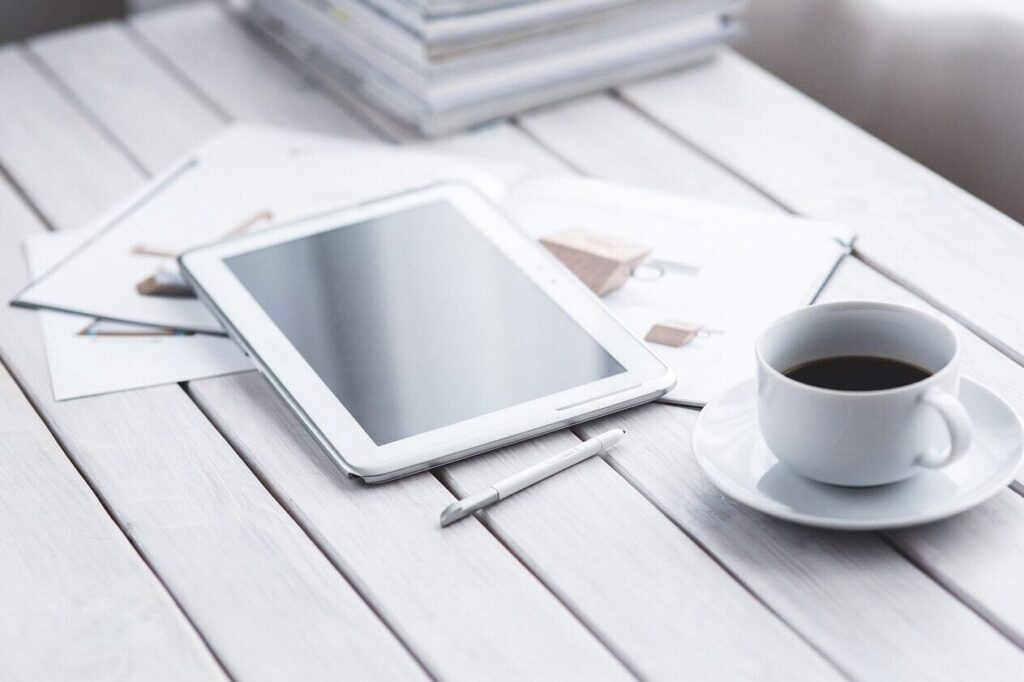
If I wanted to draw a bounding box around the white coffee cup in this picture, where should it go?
[756,301,972,486]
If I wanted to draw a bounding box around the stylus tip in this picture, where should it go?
[439,501,466,527]
[440,488,499,527]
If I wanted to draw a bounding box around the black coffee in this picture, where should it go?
[783,355,932,391]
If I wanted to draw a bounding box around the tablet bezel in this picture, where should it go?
[180,182,674,481]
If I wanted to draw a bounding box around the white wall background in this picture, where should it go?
[737,0,1024,222]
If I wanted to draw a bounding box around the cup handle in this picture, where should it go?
[915,387,973,469]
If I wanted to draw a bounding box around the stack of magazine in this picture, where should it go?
[233,0,742,135]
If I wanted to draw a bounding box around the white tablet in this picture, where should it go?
[180,182,674,482]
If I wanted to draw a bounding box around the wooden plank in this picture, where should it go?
[574,405,1024,679]
[133,2,569,176]
[619,50,1024,366]
[35,13,566,181]
[120,7,840,677]
[31,21,225,171]
[25,16,637,681]
[514,58,1024,487]
[480,65,1024,676]
[0,46,141,229]
[422,119,571,177]
[0,50,427,682]
[0,179,224,681]
[818,259,1024,484]
[100,7,1024,677]
[890,492,1024,650]
[518,95,779,211]
[191,373,628,681]
[818,257,1024,648]
[129,2,373,139]
[437,431,839,680]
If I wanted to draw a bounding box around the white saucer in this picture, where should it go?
[692,377,1024,530]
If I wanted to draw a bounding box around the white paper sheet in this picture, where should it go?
[503,176,856,405]
[24,229,253,401]
[19,124,516,399]
[18,124,852,405]
[14,123,517,333]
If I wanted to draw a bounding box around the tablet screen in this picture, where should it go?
[225,200,625,444]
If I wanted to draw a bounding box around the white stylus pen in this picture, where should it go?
[439,429,626,527]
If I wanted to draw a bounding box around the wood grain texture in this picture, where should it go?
[501,67,1024,677]
[130,2,373,139]
[420,119,570,176]
[0,188,224,682]
[16,6,1024,680]
[438,430,839,680]
[619,50,1024,366]
[819,258,1024,648]
[574,408,1024,679]
[116,7,1024,677]
[136,2,571,178]
[0,46,141,229]
[518,95,779,211]
[31,21,225,171]
[818,259,1024,484]
[29,14,638,680]
[32,12,566,199]
[190,373,633,681]
[120,6,839,678]
[0,51,426,682]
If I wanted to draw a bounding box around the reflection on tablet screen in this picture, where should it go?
[226,200,624,445]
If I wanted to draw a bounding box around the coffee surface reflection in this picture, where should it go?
[784,356,932,392]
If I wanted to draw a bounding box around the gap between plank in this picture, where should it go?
[520,88,1024,661]
[827,253,1024,505]
[217,3,396,141]
[851,248,1024,369]
[19,45,151,178]
[0,163,54,233]
[429,463,645,681]
[565,422,853,681]
[8,46,432,681]
[121,24,233,124]
[122,19,792,670]
[507,118,588,175]
[513,94,1010,664]
[615,74,1024,512]
[111,24,629,677]
[46,14,1024,667]
[609,90,795,214]
[180,383,439,682]
[879,532,1024,651]
[0,167,236,682]
[612,85,1024,375]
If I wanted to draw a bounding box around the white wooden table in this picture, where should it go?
[2,4,1024,680]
